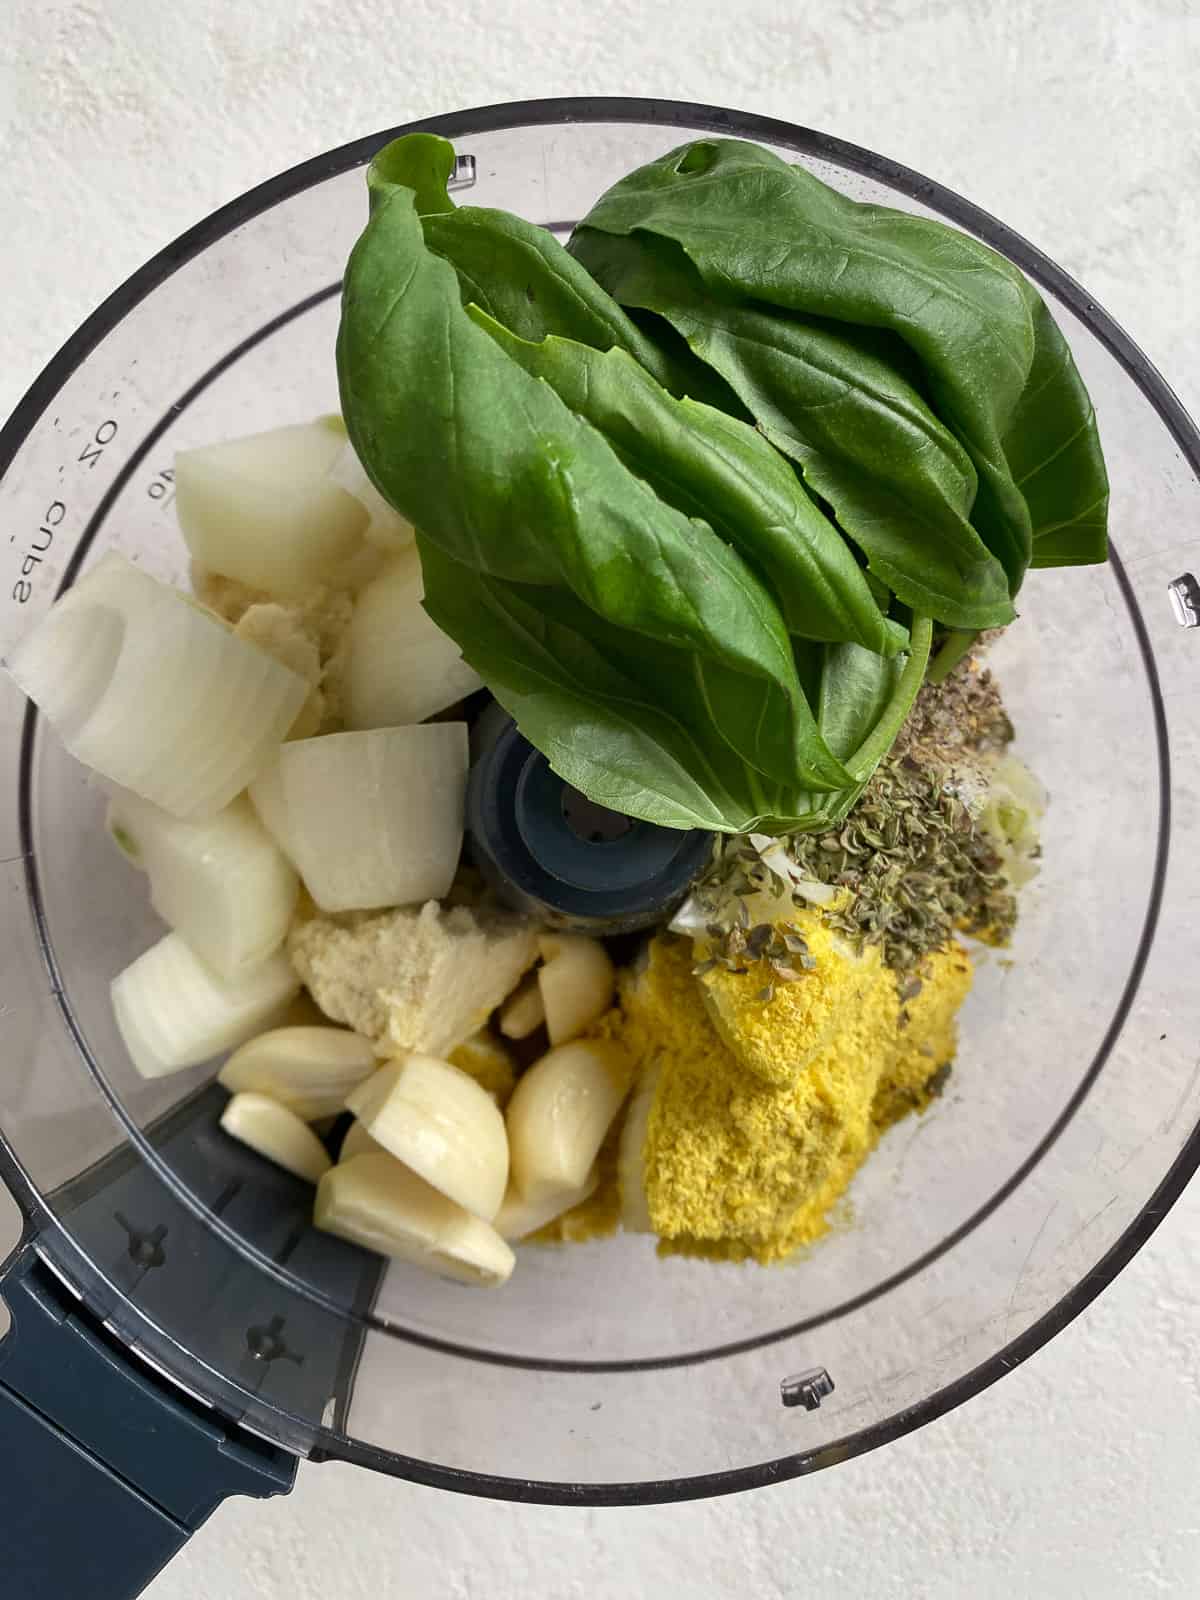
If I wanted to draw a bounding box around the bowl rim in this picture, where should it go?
[0,95,1195,1505]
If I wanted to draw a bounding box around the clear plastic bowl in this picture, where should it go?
[1,98,1198,1503]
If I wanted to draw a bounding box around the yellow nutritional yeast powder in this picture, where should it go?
[565,910,973,1265]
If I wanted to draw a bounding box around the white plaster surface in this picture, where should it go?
[2,1,1200,1594]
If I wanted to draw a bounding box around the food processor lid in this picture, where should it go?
[0,99,1196,1557]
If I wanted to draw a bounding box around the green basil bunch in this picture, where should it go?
[337,134,1106,835]
[571,137,1107,596]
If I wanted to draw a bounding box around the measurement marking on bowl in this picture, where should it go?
[77,418,119,471]
[10,499,67,606]
[781,1367,834,1410]
[1167,572,1200,628]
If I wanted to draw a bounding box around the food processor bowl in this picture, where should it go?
[1,96,1198,1592]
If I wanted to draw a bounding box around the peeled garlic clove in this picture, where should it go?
[979,753,1047,887]
[220,1091,331,1183]
[506,1039,632,1205]
[315,1153,515,1286]
[218,1026,377,1120]
[316,1153,436,1263]
[345,1054,509,1221]
[616,1063,660,1233]
[112,934,299,1080]
[498,972,546,1040]
[494,1167,599,1241]
[536,934,616,1046]
[427,1209,515,1287]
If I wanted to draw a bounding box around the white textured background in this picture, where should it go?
[3,2,1200,1595]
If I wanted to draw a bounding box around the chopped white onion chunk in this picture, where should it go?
[175,419,368,594]
[5,554,307,818]
[274,724,468,912]
[247,754,297,864]
[344,549,482,730]
[112,933,299,1080]
[106,790,297,977]
[330,441,416,553]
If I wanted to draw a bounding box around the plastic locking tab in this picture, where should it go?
[0,1244,296,1600]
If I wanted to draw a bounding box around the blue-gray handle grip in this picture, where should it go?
[0,1244,296,1600]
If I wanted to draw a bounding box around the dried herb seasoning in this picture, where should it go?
[786,754,1017,972]
[682,649,1023,979]
[892,649,1013,775]
[682,835,819,986]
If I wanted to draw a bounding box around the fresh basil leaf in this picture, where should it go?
[504,578,797,820]
[367,130,458,216]
[791,614,934,831]
[770,616,933,832]
[469,308,907,654]
[1011,298,1110,567]
[341,135,1083,839]
[421,538,930,836]
[423,209,729,403]
[369,131,728,404]
[572,228,1014,629]
[417,537,773,832]
[338,158,852,797]
[572,138,1107,587]
[818,644,904,764]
